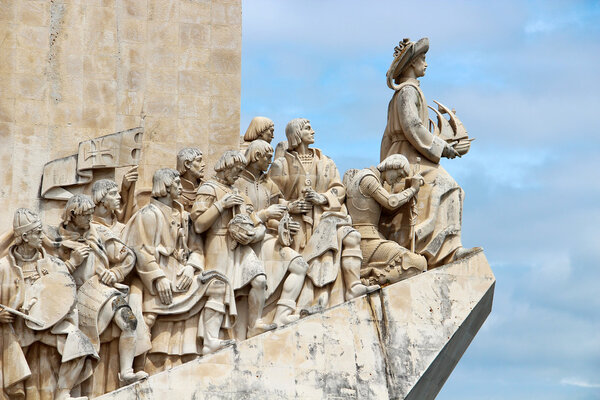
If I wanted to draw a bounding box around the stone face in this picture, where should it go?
[0,0,242,227]
[96,250,494,400]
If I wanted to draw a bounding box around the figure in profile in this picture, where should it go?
[0,208,97,400]
[344,155,427,286]
[240,116,275,153]
[269,119,378,312]
[176,147,206,212]
[192,151,276,339]
[380,37,479,268]
[46,195,148,388]
[124,168,234,374]
[236,140,309,326]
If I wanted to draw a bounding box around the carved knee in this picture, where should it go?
[206,279,227,298]
[144,313,157,328]
[251,274,267,290]
[342,230,362,249]
[289,257,308,274]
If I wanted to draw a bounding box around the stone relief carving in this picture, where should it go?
[1,37,481,399]
[41,128,143,201]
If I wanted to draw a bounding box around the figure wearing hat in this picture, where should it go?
[380,38,480,268]
[0,208,97,400]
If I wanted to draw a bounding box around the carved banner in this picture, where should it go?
[41,127,143,200]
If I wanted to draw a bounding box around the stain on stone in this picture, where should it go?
[48,1,66,103]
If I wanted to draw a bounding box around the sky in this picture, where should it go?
[240,1,600,399]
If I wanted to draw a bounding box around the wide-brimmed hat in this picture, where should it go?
[386,37,429,90]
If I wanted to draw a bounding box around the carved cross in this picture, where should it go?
[84,139,115,166]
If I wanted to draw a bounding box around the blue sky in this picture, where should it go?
[240,1,600,398]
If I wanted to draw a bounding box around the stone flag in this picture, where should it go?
[41,128,143,200]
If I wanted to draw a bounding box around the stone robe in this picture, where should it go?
[345,168,426,285]
[0,247,96,400]
[192,180,266,297]
[180,177,199,212]
[380,78,464,267]
[234,171,306,310]
[124,198,232,372]
[269,148,355,308]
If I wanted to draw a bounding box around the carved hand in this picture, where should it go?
[122,166,139,189]
[266,204,286,220]
[100,269,117,286]
[221,193,244,209]
[288,200,311,214]
[442,143,460,159]
[304,189,327,205]
[0,310,14,324]
[231,229,254,246]
[288,220,301,234]
[176,265,195,291]
[71,246,90,266]
[155,277,173,305]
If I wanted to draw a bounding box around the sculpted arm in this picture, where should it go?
[125,210,166,294]
[397,86,446,163]
[104,238,135,282]
[360,175,417,210]
[191,186,222,234]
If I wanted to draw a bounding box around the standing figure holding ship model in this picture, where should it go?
[380,37,480,268]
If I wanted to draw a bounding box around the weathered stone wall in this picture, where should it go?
[0,0,241,227]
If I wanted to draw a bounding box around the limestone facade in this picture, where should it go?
[0,0,242,227]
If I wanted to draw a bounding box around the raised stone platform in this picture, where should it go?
[98,250,494,400]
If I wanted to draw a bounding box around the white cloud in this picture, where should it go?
[560,377,600,389]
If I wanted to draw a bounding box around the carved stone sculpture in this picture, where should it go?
[41,128,143,201]
[235,140,309,326]
[0,208,97,400]
[380,38,480,268]
[45,196,148,392]
[191,151,277,339]
[344,155,427,286]
[176,148,206,212]
[91,175,137,237]
[240,116,275,154]
[123,169,234,374]
[269,119,378,312]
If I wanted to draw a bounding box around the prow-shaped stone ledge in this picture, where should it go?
[98,250,494,400]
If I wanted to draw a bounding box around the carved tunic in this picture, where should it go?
[380,78,464,267]
[48,223,136,351]
[234,171,304,301]
[0,247,96,398]
[192,180,265,294]
[124,198,227,358]
[269,148,355,308]
[180,177,199,212]
[346,168,426,282]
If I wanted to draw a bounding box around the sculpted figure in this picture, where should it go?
[46,195,147,388]
[235,140,309,326]
[124,168,234,374]
[240,116,275,153]
[380,38,479,268]
[85,182,150,395]
[269,119,378,312]
[92,179,126,236]
[176,148,206,211]
[0,209,96,400]
[344,155,427,286]
[192,151,276,339]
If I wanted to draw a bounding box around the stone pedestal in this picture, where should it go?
[97,250,495,400]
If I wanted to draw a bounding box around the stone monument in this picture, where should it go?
[1,2,494,396]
